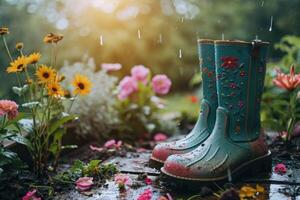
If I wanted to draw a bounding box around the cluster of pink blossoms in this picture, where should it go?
[0,100,19,120]
[118,65,172,100]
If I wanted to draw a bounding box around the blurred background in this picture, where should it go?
[1,0,300,98]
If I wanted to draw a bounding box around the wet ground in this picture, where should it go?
[54,140,300,200]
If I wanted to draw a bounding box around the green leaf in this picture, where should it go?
[9,134,32,148]
[48,115,76,135]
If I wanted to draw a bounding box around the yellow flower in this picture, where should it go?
[0,27,9,35]
[6,56,28,73]
[43,33,63,44]
[239,185,256,199]
[72,74,92,95]
[15,42,24,50]
[47,82,64,97]
[36,65,56,83]
[27,52,41,64]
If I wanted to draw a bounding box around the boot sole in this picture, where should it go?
[160,150,271,186]
[149,157,165,169]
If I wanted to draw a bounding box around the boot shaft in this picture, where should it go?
[214,40,269,142]
[198,39,218,132]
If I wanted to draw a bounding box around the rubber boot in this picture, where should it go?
[149,39,218,168]
[162,40,271,183]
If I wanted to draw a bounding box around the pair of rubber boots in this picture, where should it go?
[150,39,271,183]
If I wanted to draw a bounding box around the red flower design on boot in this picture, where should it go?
[221,56,238,69]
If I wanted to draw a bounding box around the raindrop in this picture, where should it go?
[261,1,264,7]
[138,29,141,39]
[255,35,259,40]
[221,33,225,40]
[269,16,273,32]
[227,168,232,182]
[99,35,103,46]
[159,33,163,44]
[181,17,184,23]
[179,49,182,59]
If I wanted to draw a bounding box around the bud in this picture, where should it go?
[0,27,9,35]
[15,42,24,50]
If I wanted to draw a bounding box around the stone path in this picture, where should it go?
[55,146,300,200]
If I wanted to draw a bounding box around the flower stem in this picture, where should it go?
[2,36,13,61]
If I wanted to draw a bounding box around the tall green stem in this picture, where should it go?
[2,36,13,61]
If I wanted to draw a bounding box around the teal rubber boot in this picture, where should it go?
[162,40,271,183]
[149,39,218,168]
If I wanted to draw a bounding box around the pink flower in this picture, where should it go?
[144,177,152,185]
[75,177,94,191]
[0,100,19,120]
[273,65,300,91]
[101,63,122,72]
[104,139,122,149]
[274,163,287,175]
[114,174,132,188]
[22,189,41,200]
[131,65,150,84]
[154,133,168,142]
[151,75,172,95]
[137,188,153,200]
[118,76,138,100]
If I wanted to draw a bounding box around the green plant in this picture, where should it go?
[275,35,300,67]
[54,159,118,183]
[113,65,173,141]
[0,28,92,176]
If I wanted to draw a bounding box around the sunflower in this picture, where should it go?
[72,74,92,95]
[47,82,64,97]
[0,27,9,35]
[27,52,41,64]
[6,56,28,73]
[36,65,56,83]
[43,33,63,44]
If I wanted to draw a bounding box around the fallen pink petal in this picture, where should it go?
[154,133,168,142]
[22,189,41,200]
[89,145,103,152]
[137,188,153,200]
[144,177,152,185]
[274,163,287,175]
[75,177,94,191]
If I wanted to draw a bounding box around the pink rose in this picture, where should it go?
[154,133,168,142]
[101,63,122,72]
[75,177,94,191]
[137,188,153,200]
[118,76,138,100]
[131,65,150,84]
[22,189,41,200]
[0,100,19,120]
[151,75,171,95]
[274,163,287,175]
[114,174,132,188]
